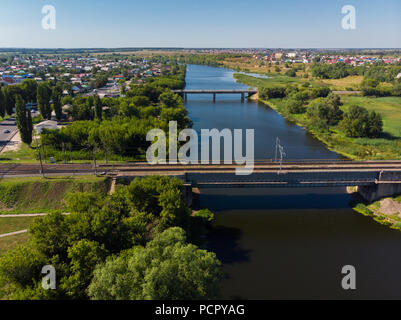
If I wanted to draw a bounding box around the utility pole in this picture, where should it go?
[92,147,98,176]
[278,144,286,172]
[62,142,66,164]
[35,137,45,178]
[42,143,46,164]
[69,144,73,164]
[104,145,108,164]
[275,137,280,162]
[274,138,286,172]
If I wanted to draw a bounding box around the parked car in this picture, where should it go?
[3,129,10,134]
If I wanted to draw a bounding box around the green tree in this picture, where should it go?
[131,95,150,107]
[285,98,305,114]
[285,69,297,77]
[366,111,383,138]
[37,82,52,120]
[60,239,108,299]
[0,243,47,299]
[21,79,38,103]
[159,91,182,108]
[88,227,222,300]
[0,88,5,119]
[52,86,63,122]
[94,95,102,121]
[15,95,32,145]
[3,85,23,115]
[307,97,343,128]
[339,105,383,138]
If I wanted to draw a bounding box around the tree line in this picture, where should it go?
[40,70,190,162]
[260,85,383,139]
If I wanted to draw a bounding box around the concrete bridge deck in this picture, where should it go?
[172,89,258,101]
[173,90,258,94]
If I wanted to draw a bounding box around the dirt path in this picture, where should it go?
[0,213,70,218]
[0,131,21,154]
[0,229,27,238]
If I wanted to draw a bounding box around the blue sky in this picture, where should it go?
[0,0,400,48]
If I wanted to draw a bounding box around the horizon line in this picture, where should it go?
[1,47,401,50]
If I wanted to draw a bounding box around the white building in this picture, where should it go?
[35,120,58,134]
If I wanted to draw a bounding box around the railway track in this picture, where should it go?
[0,161,400,177]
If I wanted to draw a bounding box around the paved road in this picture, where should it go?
[0,118,18,153]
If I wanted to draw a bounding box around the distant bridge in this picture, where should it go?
[172,89,258,102]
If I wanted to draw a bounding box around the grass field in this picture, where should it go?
[0,175,111,214]
[0,143,37,162]
[0,217,37,235]
[341,96,401,138]
[320,76,364,91]
[234,73,304,88]
[0,232,31,256]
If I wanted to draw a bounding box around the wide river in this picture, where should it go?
[184,64,401,299]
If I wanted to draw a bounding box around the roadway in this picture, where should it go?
[0,118,18,153]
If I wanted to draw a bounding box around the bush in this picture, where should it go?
[285,69,297,77]
[259,86,286,99]
[88,227,223,300]
[339,105,383,138]
[285,99,305,114]
[309,87,331,99]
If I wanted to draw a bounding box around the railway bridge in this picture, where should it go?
[109,161,401,204]
[1,161,401,204]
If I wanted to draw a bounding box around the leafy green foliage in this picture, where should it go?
[339,105,383,138]
[311,62,356,79]
[15,94,32,145]
[0,176,218,300]
[37,82,52,120]
[307,95,344,129]
[51,86,63,122]
[88,227,222,300]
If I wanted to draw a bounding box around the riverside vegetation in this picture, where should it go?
[235,73,401,160]
[0,176,222,300]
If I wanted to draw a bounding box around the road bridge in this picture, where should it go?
[172,89,258,102]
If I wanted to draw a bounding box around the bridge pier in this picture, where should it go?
[213,93,216,103]
[182,184,194,207]
[182,184,200,209]
[357,171,401,202]
[358,183,401,202]
[241,93,245,102]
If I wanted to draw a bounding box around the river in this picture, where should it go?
[184,64,401,299]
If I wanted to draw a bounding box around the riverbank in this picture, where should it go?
[235,75,401,160]
[351,193,401,231]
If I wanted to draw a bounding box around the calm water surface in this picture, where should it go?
[185,64,401,299]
